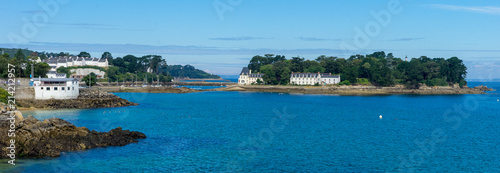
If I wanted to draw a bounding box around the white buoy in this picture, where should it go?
[497,99,499,102]
[379,115,383,119]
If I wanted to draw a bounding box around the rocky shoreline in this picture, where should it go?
[16,89,138,109]
[0,104,146,158]
[115,86,200,94]
[213,85,494,95]
[89,84,495,95]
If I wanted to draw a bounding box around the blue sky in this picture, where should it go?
[1,0,499,79]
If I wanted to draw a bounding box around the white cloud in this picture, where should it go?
[431,4,500,15]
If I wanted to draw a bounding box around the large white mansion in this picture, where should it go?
[238,67,264,85]
[290,72,340,85]
[43,56,109,70]
[238,67,341,85]
[32,78,79,100]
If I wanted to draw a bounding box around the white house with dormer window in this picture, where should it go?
[32,78,79,100]
[290,72,340,85]
[238,67,264,85]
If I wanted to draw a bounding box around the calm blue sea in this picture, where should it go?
[4,82,499,172]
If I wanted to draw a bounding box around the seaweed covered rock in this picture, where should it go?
[0,104,146,158]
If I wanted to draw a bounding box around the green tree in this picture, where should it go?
[0,88,10,104]
[14,49,26,60]
[34,62,51,78]
[82,72,98,87]
[260,64,277,84]
[78,51,91,57]
[101,52,112,59]
[0,54,8,77]
[446,57,467,84]
[290,56,305,72]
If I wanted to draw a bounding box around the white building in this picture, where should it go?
[70,68,106,79]
[290,72,340,85]
[32,78,79,100]
[46,71,67,78]
[43,56,109,71]
[238,67,264,85]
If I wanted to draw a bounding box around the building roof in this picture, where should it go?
[291,73,334,78]
[32,78,78,82]
[98,59,107,62]
[321,75,340,78]
[249,73,264,78]
[240,67,250,75]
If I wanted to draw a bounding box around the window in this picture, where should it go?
[47,87,50,91]
[41,87,44,90]
[72,87,74,90]
[62,87,65,91]
[54,87,58,91]
[68,87,70,90]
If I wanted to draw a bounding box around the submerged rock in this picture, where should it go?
[0,104,146,158]
[474,85,494,91]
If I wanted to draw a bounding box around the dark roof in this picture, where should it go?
[92,58,99,61]
[33,78,77,82]
[249,74,264,78]
[57,60,67,63]
[98,59,107,62]
[240,67,250,75]
[291,73,334,78]
[47,71,57,74]
[321,75,340,78]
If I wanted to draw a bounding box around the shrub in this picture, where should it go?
[0,88,10,104]
[356,78,370,85]
[339,80,351,85]
[425,78,448,87]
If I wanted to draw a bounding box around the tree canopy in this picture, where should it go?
[82,72,97,87]
[78,51,91,57]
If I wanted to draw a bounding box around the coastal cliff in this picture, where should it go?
[16,89,138,109]
[0,104,146,158]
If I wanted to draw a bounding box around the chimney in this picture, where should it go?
[249,70,252,74]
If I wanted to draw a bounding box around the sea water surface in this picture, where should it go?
[5,82,500,172]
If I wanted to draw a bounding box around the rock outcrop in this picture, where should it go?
[0,104,146,158]
[16,88,138,109]
[474,85,495,91]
